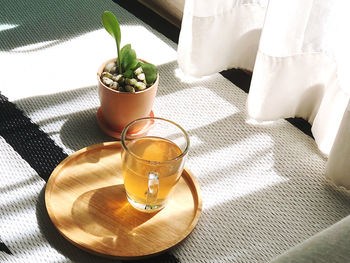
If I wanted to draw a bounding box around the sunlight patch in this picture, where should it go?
[3,24,177,100]
[0,23,18,32]
[246,118,276,126]
[174,68,212,84]
[186,134,288,209]
[119,25,177,65]
[189,135,204,148]
[155,87,241,130]
[11,40,58,52]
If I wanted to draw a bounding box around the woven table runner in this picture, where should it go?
[1,0,350,262]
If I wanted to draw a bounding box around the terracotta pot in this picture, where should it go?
[97,58,158,136]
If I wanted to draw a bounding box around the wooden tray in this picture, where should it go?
[45,141,202,260]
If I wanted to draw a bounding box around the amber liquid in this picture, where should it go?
[122,137,183,208]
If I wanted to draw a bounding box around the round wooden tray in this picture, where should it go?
[45,141,202,260]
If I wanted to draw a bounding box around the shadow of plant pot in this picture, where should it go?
[97,58,159,138]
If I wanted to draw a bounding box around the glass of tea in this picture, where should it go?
[121,117,190,212]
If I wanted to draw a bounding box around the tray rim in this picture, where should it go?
[45,141,202,260]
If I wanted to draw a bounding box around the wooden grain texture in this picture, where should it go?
[45,141,202,260]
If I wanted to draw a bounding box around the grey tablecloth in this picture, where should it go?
[1,0,350,262]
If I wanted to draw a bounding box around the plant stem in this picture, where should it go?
[116,40,122,73]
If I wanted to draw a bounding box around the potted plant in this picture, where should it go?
[97,11,159,138]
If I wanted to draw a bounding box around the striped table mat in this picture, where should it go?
[1,0,350,262]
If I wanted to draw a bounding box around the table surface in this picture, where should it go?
[1,1,350,263]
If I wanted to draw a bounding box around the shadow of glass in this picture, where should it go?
[35,186,123,263]
[36,184,176,262]
[72,185,157,239]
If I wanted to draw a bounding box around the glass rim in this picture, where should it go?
[121,117,190,164]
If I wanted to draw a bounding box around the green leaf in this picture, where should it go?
[134,61,143,70]
[101,11,121,70]
[141,62,158,84]
[123,69,133,78]
[120,44,138,73]
[101,11,121,46]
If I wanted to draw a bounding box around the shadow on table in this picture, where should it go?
[14,85,115,152]
[8,0,346,261]
[171,177,350,262]
[170,119,350,261]
[10,58,350,262]
[59,107,115,151]
[12,60,191,152]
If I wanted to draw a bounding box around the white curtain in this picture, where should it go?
[178,0,350,190]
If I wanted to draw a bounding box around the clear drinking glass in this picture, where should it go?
[121,117,190,212]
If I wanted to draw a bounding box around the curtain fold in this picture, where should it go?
[177,0,268,76]
[178,0,350,190]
